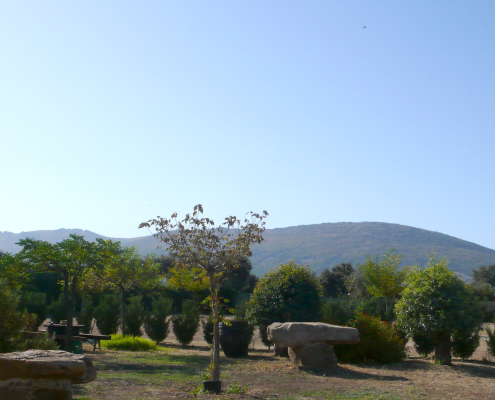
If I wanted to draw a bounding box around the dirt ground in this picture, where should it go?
[73,321,495,400]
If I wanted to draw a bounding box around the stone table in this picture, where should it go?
[267,322,360,368]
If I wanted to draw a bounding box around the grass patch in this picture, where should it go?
[298,390,401,400]
[101,334,158,351]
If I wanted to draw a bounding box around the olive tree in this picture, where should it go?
[139,204,267,383]
[395,256,483,365]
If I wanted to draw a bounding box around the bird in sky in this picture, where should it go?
[363,26,366,28]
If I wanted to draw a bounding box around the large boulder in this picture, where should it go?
[267,322,360,368]
[0,350,96,400]
[267,322,360,348]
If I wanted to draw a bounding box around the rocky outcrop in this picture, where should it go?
[267,322,360,368]
[0,350,96,400]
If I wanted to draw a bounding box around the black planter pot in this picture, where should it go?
[219,321,254,357]
[203,380,221,393]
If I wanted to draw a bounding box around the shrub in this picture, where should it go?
[485,325,495,357]
[0,283,29,352]
[334,313,406,363]
[144,297,173,344]
[246,261,322,348]
[321,299,355,326]
[48,295,67,324]
[22,292,48,329]
[412,332,436,357]
[172,300,200,346]
[202,314,214,346]
[94,295,121,335]
[125,296,145,337]
[17,332,59,351]
[77,296,95,333]
[101,334,157,351]
[452,327,481,360]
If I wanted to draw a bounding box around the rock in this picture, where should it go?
[288,343,338,368]
[267,322,360,368]
[0,350,96,400]
[267,322,360,348]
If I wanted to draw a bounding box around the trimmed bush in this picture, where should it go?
[94,295,120,335]
[334,313,406,363]
[246,261,322,348]
[321,299,355,326]
[101,334,157,351]
[412,332,436,357]
[22,292,48,330]
[77,296,94,333]
[125,296,145,337]
[172,300,200,346]
[144,297,173,344]
[452,327,481,360]
[202,314,214,346]
[48,295,67,324]
[485,325,495,357]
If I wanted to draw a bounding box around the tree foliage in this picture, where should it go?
[359,250,408,316]
[319,263,354,298]
[395,256,483,364]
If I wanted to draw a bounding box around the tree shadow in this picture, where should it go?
[298,365,409,381]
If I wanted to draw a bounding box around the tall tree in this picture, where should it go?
[139,204,267,384]
[319,263,354,297]
[472,265,495,288]
[85,240,162,336]
[359,249,409,315]
[16,235,101,351]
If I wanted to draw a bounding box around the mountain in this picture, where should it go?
[2,223,494,279]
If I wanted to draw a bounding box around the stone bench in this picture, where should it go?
[267,322,360,368]
[0,349,96,400]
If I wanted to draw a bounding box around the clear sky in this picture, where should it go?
[2,1,495,250]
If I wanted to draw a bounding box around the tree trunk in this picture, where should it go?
[65,276,77,353]
[435,331,452,365]
[209,273,220,382]
[120,286,126,336]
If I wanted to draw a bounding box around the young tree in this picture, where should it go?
[139,204,267,384]
[85,240,162,336]
[359,250,409,316]
[395,256,483,365]
[16,235,101,351]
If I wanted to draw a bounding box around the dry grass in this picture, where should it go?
[73,322,495,400]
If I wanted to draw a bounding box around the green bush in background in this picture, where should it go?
[94,295,121,335]
[144,297,173,344]
[48,295,68,324]
[125,296,145,337]
[202,314,214,346]
[22,292,48,329]
[334,313,406,363]
[77,296,95,333]
[172,300,200,346]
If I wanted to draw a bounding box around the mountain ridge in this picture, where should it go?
[1,223,494,279]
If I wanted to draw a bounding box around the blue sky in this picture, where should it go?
[2,1,495,250]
